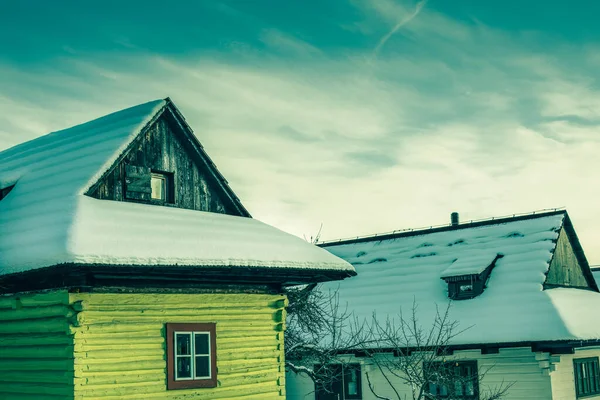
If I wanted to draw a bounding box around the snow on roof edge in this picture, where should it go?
[77,99,167,195]
[319,209,567,247]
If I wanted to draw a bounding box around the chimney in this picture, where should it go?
[451,212,459,227]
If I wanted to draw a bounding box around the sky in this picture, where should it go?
[2,0,600,262]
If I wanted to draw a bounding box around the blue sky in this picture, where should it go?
[2,0,600,262]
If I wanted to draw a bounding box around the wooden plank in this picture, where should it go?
[125,165,151,179]
[69,292,286,399]
[86,115,243,215]
[124,183,151,193]
[124,165,151,200]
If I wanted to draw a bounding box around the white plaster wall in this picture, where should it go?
[286,347,553,400]
[551,347,600,400]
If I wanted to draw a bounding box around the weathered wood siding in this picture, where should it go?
[287,347,554,400]
[70,292,287,399]
[550,347,600,399]
[0,291,75,400]
[546,228,590,288]
[88,115,233,215]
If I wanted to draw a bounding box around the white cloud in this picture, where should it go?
[2,4,600,263]
[372,0,428,57]
[259,29,323,56]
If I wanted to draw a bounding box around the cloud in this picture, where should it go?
[259,29,323,56]
[3,2,600,262]
[372,0,428,57]
[346,150,397,169]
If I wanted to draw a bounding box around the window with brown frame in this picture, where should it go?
[166,323,217,390]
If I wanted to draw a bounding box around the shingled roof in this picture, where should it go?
[0,99,354,281]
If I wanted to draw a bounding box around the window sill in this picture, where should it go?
[167,379,217,390]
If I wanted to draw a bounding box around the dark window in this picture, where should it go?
[166,323,217,390]
[574,357,600,398]
[315,364,362,400]
[447,276,483,300]
[0,185,15,201]
[424,361,479,399]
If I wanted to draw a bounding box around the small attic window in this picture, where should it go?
[440,254,503,300]
[446,276,480,300]
[151,173,167,200]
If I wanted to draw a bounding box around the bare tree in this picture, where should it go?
[362,301,513,400]
[284,283,371,390]
[285,285,513,400]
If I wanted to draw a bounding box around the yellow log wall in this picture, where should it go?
[70,292,288,400]
[0,290,75,400]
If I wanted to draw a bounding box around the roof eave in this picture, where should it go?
[0,263,356,294]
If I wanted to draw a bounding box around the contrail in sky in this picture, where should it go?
[373,0,428,57]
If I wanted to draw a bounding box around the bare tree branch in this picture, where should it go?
[285,286,513,400]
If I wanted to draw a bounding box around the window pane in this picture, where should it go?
[346,367,358,395]
[454,380,463,396]
[194,332,210,355]
[176,333,191,355]
[573,359,600,397]
[176,356,192,379]
[151,175,165,200]
[440,384,448,396]
[195,355,210,378]
[577,363,584,394]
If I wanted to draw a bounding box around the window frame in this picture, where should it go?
[314,363,362,400]
[151,173,166,201]
[424,360,479,400]
[343,363,363,399]
[166,323,217,390]
[574,357,600,398]
[150,171,175,204]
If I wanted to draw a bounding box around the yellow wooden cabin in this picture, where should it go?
[0,99,355,399]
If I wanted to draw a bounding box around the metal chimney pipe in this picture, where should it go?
[451,212,459,226]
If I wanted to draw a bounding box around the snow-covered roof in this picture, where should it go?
[320,211,600,346]
[439,252,499,279]
[0,99,353,277]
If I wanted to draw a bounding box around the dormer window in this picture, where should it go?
[440,253,503,300]
[151,173,167,200]
[445,275,481,300]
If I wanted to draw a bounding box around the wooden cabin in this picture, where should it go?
[286,210,600,400]
[0,98,355,400]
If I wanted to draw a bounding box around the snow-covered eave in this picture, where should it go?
[78,99,168,196]
[0,261,356,294]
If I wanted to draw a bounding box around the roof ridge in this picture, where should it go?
[319,208,567,247]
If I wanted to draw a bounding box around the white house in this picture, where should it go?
[287,210,600,400]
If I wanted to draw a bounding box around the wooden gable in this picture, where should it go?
[545,222,597,290]
[86,100,250,217]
